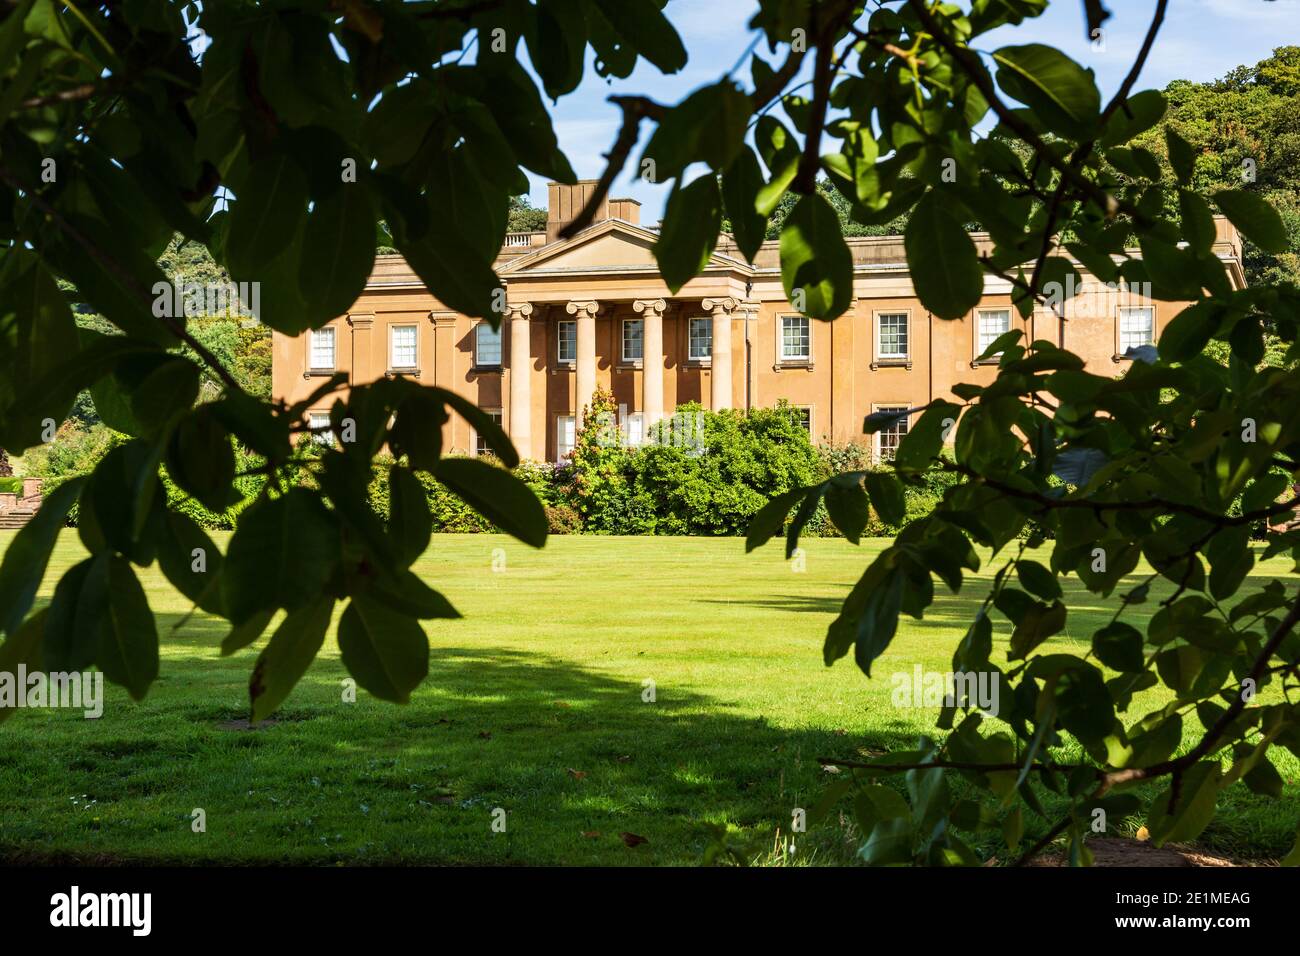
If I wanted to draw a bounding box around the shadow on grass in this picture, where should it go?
[0,633,933,866]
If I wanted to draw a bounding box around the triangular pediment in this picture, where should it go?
[501,219,749,276]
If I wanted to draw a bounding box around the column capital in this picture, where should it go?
[429,310,458,327]
[632,298,667,318]
[347,312,374,329]
[506,302,535,321]
[701,296,739,315]
[566,300,600,317]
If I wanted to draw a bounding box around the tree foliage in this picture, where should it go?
[1,0,1299,866]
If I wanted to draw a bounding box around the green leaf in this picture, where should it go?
[854,567,905,677]
[1098,89,1165,148]
[96,557,160,701]
[299,182,378,321]
[249,597,335,721]
[780,192,853,321]
[435,458,548,548]
[0,610,47,725]
[166,407,236,512]
[389,465,432,567]
[43,557,106,673]
[226,151,309,278]
[222,490,341,624]
[1165,127,1196,184]
[1009,600,1067,660]
[1092,622,1144,672]
[654,176,721,294]
[863,472,906,526]
[0,477,83,638]
[993,44,1101,138]
[1148,761,1221,847]
[745,487,810,553]
[905,192,983,320]
[221,609,275,657]
[1016,560,1061,600]
[1213,189,1288,253]
[825,481,870,544]
[337,595,429,704]
[1178,189,1217,256]
[593,0,687,74]
[721,145,767,263]
[642,81,750,179]
[893,402,961,472]
[156,511,224,615]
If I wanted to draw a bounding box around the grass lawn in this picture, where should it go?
[0,530,1297,866]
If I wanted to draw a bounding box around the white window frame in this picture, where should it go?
[557,319,576,365]
[975,308,1012,362]
[474,408,503,458]
[1118,306,1155,356]
[687,317,712,362]
[875,311,910,363]
[389,323,418,371]
[779,315,811,363]
[874,405,910,462]
[309,327,336,372]
[475,322,502,367]
[622,318,644,363]
[624,412,646,447]
[794,405,814,439]
[556,415,576,462]
[308,411,333,446]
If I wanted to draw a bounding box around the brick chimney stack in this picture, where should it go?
[547,181,640,242]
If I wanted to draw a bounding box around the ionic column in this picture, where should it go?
[633,298,666,432]
[568,300,599,426]
[703,297,737,411]
[507,303,534,460]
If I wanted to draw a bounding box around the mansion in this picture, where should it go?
[271,181,1247,463]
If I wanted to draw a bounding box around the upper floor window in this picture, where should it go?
[688,317,712,361]
[877,312,909,360]
[476,322,501,367]
[390,325,417,370]
[622,319,643,362]
[780,316,810,362]
[976,309,1011,359]
[875,406,909,461]
[309,327,335,371]
[1119,306,1154,354]
[557,319,576,364]
[475,409,503,457]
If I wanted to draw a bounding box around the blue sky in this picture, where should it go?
[521,0,1299,223]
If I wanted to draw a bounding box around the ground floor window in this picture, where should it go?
[475,409,502,457]
[875,406,909,461]
[557,415,576,461]
[308,411,332,446]
[793,405,813,438]
[624,412,645,446]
